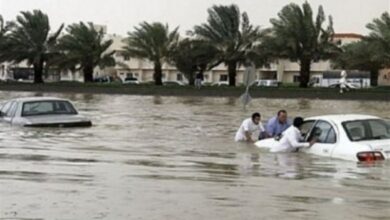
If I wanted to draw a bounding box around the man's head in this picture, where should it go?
[293,117,304,128]
[277,110,288,124]
[251,112,261,125]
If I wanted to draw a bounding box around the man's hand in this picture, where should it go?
[309,138,316,147]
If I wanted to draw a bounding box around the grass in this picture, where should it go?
[0,81,389,100]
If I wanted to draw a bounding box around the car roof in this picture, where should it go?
[11,97,68,102]
[306,114,380,122]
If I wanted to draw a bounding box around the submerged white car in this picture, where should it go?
[255,114,390,162]
[0,97,92,127]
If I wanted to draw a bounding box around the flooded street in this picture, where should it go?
[0,91,389,220]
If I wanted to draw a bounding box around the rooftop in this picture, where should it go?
[306,114,380,122]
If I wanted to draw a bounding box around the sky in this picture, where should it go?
[0,0,389,36]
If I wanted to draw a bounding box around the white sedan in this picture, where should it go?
[255,114,390,162]
[0,97,92,127]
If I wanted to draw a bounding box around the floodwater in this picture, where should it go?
[0,91,389,220]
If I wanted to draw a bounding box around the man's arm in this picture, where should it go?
[245,131,254,142]
[266,119,275,137]
[287,132,310,148]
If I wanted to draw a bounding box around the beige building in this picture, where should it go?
[106,33,364,85]
[378,69,390,86]
[1,32,367,85]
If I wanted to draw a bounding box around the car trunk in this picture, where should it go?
[360,140,390,158]
[24,115,92,127]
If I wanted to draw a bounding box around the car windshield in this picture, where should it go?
[342,119,390,141]
[22,100,78,116]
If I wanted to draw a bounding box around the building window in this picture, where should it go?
[204,74,209,81]
[123,55,130,61]
[293,75,300,83]
[162,73,166,79]
[176,73,183,81]
[220,74,228,81]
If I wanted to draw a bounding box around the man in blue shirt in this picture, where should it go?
[265,110,291,138]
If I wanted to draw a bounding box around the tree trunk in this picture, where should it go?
[370,68,379,86]
[154,61,163,86]
[83,65,94,83]
[33,59,44,84]
[228,61,237,87]
[299,58,311,88]
[188,71,195,86]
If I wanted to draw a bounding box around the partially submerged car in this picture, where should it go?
[212,81,229,86]
[122,77,140,85]
[251,79,279,87]
[163,80,185,86]
[255,114,390,162]
[0,97,92,127]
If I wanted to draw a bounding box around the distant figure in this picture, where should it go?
[339,70,349,94]
[195,72,203,89]
[264,110,291,138]
[235,112,265,143]
[270,117,315,152]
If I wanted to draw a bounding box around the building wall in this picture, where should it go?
[378,69,390,86]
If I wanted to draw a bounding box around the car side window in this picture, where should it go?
[3,102,17,117]
[7,102,18,117]
[0,102,11,116]
[301,120,315,139]
[310,121,336,144]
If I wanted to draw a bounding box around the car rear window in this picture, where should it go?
[22,100,78,116]
[342,119,390,141]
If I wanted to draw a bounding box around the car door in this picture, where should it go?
[305,120,337,157]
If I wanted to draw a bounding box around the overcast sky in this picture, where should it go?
[0,0,389,36]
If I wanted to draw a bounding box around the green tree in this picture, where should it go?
[0,15,8,41]
[56,22,115,82]
[366,12,390,75]
[0,10,63,83]
[331,40,381,86]
[123,22,179,85]
[267,1,339,87]
[193,4,263,86]
[169,39,217,85]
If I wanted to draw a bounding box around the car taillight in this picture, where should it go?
[356,151,385,162]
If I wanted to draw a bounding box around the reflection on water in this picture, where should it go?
[0,91,390,220]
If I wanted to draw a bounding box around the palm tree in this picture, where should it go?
[0,15,9,49]
[193,4,263,86]
[366,12,390,68]
[0,15,8,41]
[0,10,63,83]
[56,22,115,82]
[331,41,382,86]
[266,2,339,87]
[169,39,217,85]
[123,22,179,85]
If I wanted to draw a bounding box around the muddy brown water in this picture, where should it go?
[0,92,389,220]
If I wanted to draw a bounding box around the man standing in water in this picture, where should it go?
[339,70,349,94]
[271,117,315,152]
[265,110,291,138]
[235,112,265,143]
